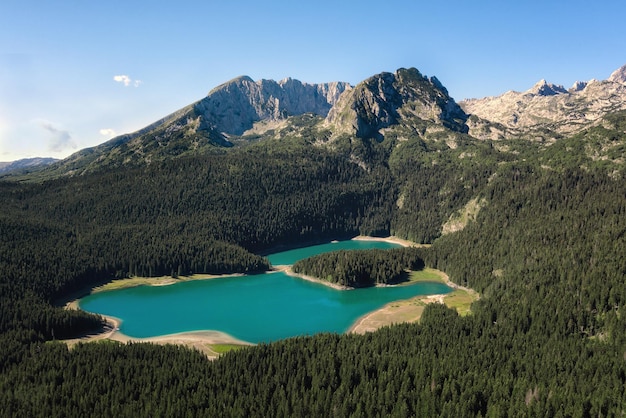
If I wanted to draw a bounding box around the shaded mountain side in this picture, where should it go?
[0,157,58,176]
[326,68,468,140]
[199,76,351,135]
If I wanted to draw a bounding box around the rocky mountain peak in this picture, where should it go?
[526,79,568,96]
[198,76,351,135]
[461,63,626,141]
[608,64,626,84]
[326,67,468,139]
[570,80,588,92]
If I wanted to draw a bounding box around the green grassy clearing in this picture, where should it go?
[209,344,247,354]
[406,268,447,283]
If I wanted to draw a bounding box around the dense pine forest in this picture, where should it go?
[2,100,626,415]
[292,248,426,287]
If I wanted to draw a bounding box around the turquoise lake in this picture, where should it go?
[80,240,452,343]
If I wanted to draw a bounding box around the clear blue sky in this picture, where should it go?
[1,0,625,161]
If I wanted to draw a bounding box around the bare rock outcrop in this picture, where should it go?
[195,76,351,135]
[325,68,468,139]
[461,64,626,141]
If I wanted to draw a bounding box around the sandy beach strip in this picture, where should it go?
[352,235,426,248]
[278,266,350,290]
[348,269,479,334]
[61,235,447,353]
[63,313,252,358]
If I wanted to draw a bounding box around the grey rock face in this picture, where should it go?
[569,80,589,92]
[608,64,626,84]
[325,68,468,139]
[460,64,626,140]
[195,76,351,135]
[526,79,568,96]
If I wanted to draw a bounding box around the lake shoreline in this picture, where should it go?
[61,236,454,355]
[73,235,415,296]
[63,313,252,359]
[281,266,350,290]
[348,269,479,334]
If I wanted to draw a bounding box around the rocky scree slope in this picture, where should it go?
[461,64,626,141]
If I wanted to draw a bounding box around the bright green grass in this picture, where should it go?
[407,268,446,283]
[443,289,478,316]
[210,344,246,354]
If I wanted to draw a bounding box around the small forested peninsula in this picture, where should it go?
[292,247,425,287]
[2,67,626,416]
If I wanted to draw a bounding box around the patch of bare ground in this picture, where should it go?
[349,268,479,334]
[62,314,251,359]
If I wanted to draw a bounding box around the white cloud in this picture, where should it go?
[114,74,142,87]
[38,121,77,153]
[113,75,132,86]
[99,128,116,137]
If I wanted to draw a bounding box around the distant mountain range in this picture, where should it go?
[23,68,466,178]
[4,63,626,178]
[0,157,59,175]
[460,64,626,141]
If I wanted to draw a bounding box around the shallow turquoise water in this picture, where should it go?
[266,240,401,265]
[80,240,452,343]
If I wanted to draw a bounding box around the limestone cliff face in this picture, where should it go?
[325,68,468,139]
[43,64,626,178]
[461,64,626,140]
[42,76,352,175]
[194,76,351,135]
[608,64,626,84]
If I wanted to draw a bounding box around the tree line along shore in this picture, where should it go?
[61,237,472,354]
[3,125,626,415]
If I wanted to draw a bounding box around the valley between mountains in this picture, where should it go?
[2,64,626,416]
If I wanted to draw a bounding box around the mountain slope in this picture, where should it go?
[326,68,468,140]
[0,157,58,175]
[37,76,351,177]
[2,65,626,416]
[461,64,626,141]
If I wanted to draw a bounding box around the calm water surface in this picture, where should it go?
[80,240,452,343]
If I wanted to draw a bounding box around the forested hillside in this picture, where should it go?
[1,78,626,415]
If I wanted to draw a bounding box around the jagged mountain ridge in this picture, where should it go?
[38,77,352,176]
[461,64,626,141]
[32,68,465,177]
[19,63,626,179]
[326,68,468,140]
[200,76,351,135]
